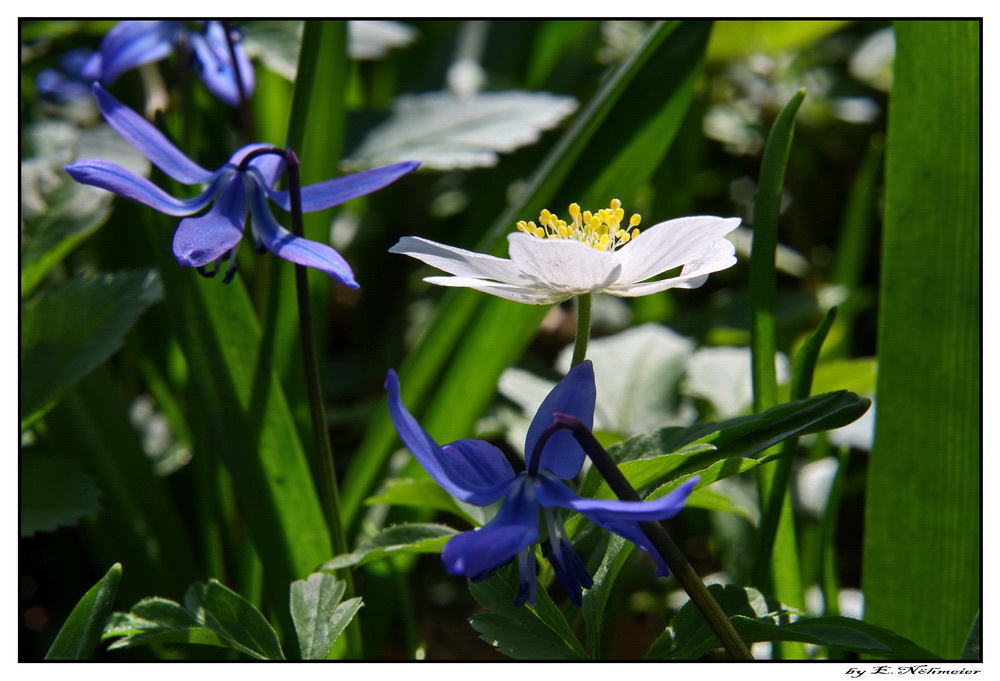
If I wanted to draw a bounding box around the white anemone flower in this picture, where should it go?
[389,199,740,304]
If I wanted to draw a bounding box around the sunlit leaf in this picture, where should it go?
[345,91,577,170]
[46,563,121,660]
[290,573,364,660]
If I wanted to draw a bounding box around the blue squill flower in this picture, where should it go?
[82,21,254,107]
[385,360,699,606]
[65,84,418,285]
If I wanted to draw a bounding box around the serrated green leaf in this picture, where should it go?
[654,584,761,660]
[320,523,458,571]
[20,453,101,536]
[45,563,121,660]
[20,269,163,428]
[468,565,585,659]
[290,573,363,660]
[103,597,232,655]
[186,580,285,660]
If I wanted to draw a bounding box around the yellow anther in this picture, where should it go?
[514,200,641,252]
[629,214,641,228]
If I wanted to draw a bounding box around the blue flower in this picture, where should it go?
[65,84,418,285]
[36,48,98,104]
[82,21,254,107]
[385,360,699,606]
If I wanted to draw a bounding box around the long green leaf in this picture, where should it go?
[146,209,331,601]
[862,20,980,659]
[46,563,121,660]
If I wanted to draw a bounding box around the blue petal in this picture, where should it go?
[441,477,539,578]
[95,21,179,84]
[64,159,220,216]
[92,83,215,185]
[441,440,517,490]
[525,360,596,479]
[537,475,699,577]
[268,161,420,213]
[189,22,255,106]
[541,537,593,607]
[384,370,516,506]
[247,182,358,287]
[172,176,247,267]
[241,149,285,188]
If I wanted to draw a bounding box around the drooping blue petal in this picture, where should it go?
[441,477,539,578]
[514,548,538,606]
[525,360,596,480]
[188,22,255,107]
[268,161,420,213]
[385,370,517,506]
[94,21,180,84]
[64,159,221,216]
[172,176,247,267]
[247,182,358,287]
[541,537,593,607]
[92,83,214,185]
[536,474,699,577]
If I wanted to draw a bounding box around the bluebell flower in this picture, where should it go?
[65,84,419,285]
[82,20,254,107]
[385,360,699,606]
[36,47,98,104]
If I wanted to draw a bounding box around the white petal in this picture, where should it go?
[614,216,740,285]
[605,238,737,297]
[507,232,621,295]
[423,276,568,305]
[389,236,533,285]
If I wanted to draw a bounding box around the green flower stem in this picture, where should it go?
[284,152,360,657]
[222,21,256,142]
[752,306,837,587]
[570,293,592,367]
[553,415,753,660]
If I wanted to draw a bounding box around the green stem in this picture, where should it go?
[284,151,360,657]
[570,294,593,367]
[752,306,837,587]
[548,416,753,660]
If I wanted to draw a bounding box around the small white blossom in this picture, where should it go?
[390,200,740,305]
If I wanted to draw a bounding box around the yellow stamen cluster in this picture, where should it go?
[516,199,641,252]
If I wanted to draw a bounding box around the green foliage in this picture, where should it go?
[468,565,586,659]
[20,453,101,536]
[290,573,363,660]
[862,20,980,659]
[46,563,122,660]
[20,18,979,661]
[20,269,162,428]
[107,580,285,659]
[321,523,458,570]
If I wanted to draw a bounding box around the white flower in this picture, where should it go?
[389,199,740,304]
